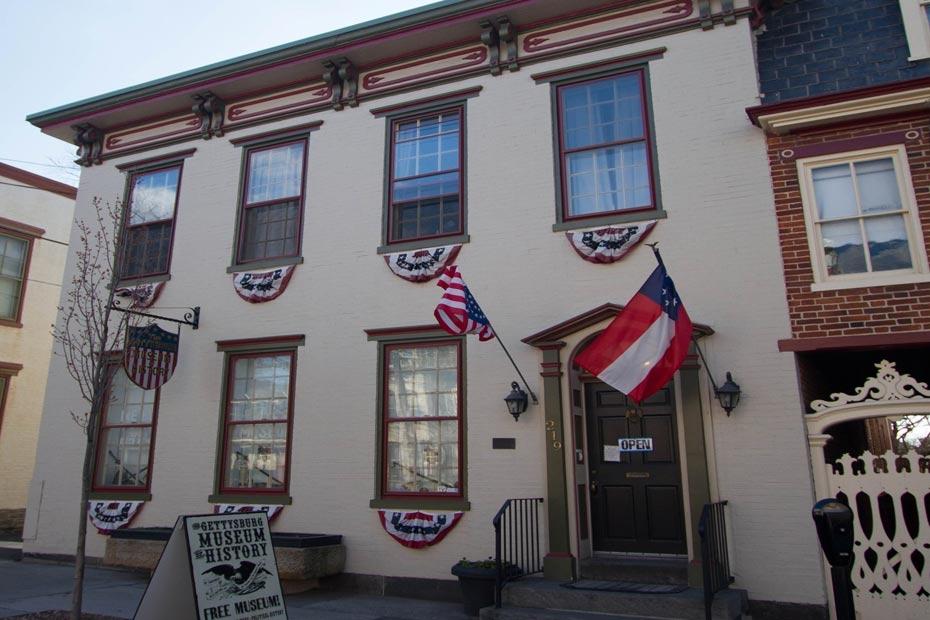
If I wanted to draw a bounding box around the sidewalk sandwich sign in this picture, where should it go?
[134,512,287,620]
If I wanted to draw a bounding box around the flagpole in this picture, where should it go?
[487,322,538,405]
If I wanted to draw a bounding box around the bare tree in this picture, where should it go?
[52,196,133,620]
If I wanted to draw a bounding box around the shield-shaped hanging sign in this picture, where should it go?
[123,324,180,390]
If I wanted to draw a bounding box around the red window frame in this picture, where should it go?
[0,229,35,328]
[91,362,160,493]
[380,339,464,499]
[219,350,296,495]
[386,107,465,245]
[556,68,657,224]
[236,139,308,265]
[0,375,9,436]
[120,164,183,281]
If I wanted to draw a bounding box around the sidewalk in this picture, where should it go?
[0,558,470,619]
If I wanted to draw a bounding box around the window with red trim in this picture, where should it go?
[220,352,294,493]
[0,233,30,321]
[237,140,307,264]
[93,365,159,491]
[557,70,655,220]
[122,165,181,279]
[382,340,462,496]
[388,108,463,244]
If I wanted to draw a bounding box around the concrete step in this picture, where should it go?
[580,556,688,585]
[481,605,670,619]
[500,577,749,620]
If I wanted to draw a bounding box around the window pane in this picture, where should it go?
[812,164,857,220]
[246,143,304,204]
[241,200,300,261]
[123,221,172,277]
[95,426,151,488]
[386,420,458,493]
[106,368,156,425]
[567,143,649,216]
[129,168,179,225]
[225,422,287,489]
[392,196,460,241]
[387,345,457,419]
[0,277,20,320]
[561,73,644,149]
[865,215,912,271]
[855,158,902,214]
[821,220,866,275]
[228,355,290,423]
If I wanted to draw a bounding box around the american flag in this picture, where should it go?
[434,265,495,341]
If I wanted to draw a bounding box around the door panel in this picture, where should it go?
[585,381,686,554]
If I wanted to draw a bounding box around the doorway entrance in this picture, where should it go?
[585,381,686,555]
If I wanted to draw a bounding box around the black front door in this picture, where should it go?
[585,381,686,554]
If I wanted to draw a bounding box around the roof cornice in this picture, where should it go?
[746,77,930,135]
[26,0,520,129]
[0,163,77,199]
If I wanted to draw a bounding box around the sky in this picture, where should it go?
[1,0,437,187]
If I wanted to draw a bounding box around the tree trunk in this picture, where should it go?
[70,426,96,620]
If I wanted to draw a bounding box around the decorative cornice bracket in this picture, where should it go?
[191,92,226,139]
[498,16,518,72]
[72,123,103,167]
[722,0,736,25]
[698,0,713,30]
[480,16,517,76]
[479,19,501,75]
[323,58,358,110]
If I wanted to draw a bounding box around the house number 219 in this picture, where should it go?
[545,419,562,450]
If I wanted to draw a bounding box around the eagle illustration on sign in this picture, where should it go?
[123,324,179,390]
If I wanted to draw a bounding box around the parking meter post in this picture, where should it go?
[812,498,856,620]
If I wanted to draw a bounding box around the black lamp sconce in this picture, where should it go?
[693,340,742,416]
[504,381,529,421]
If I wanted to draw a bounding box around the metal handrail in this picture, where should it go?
[699,500,734,620]
[493,497,544,608]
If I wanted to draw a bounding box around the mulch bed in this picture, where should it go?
[5,613,123,619]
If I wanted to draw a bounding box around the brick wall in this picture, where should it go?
[768,113,930,339]
[757,0,930,103]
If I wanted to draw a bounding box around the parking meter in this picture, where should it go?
[812,498,854,567]
[812,499,855,620]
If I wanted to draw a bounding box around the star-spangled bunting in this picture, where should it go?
[434,265,495,341]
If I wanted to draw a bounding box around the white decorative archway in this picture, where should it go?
[805,360,930,620]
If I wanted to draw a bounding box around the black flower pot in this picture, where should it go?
[451,564,497,617]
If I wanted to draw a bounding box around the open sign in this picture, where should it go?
[618,437,653,452]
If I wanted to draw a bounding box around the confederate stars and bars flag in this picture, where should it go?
[434,265,495,341]
[574,248,693,403]
[123,323,180,390]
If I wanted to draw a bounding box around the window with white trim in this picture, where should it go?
[900,0,930,60]
[797,145,929,289]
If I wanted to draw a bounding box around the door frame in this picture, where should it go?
[522,305,715,587]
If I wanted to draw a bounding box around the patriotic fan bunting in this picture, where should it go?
[113,282,164,309]
[378,510,463,548]
[87,500,144,534]
[434,265,495,341]
[123,324,180,390]
[384,244,461,282]
[566,221,656,264]
[213,504,283,522]
[574,252,692,403]
[232,265,295,303]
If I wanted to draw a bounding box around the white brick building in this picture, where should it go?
[26,1,826,615]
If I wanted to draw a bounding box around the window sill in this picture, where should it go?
[227,255,304,274]
[810,272,930,292]
[377,234,470,255]
[89,491,152,501]
[208,493,293,505]
[116,273,171,288]
[553,209,667,232]
[369,497,471,511]
[0,319,23,329]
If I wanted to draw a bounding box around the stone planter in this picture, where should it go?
[105,527,344,592]
[450,564,498,617]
